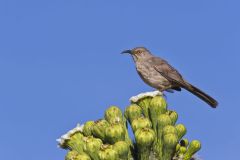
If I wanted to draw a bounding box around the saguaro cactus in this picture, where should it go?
[57,91,201,160]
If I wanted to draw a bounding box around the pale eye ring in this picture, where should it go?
[137,50,141,54]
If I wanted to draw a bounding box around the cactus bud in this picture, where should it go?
[135,127,155,147]
[92,119,110,141]
[163,133,178,149]
[57,124,84,151]
[113,141,129,159]
[166,110,178,125]
[136,97,152,118]
[163,125,178,135]
[179,146,187,154]
[98,145,118,160]
[184,140,201,160]
[105,123,125,144]
[176,143,181,152]
[65,150,78,160]
[157,114,172,127]
[162,133,178,160]
[124,104,142,124]
[75,154,91,160]
[131,117,152,133]
[105,106,123,124]
[83,136,102,160]
[155,114,172,158]
[135,128,155,160]
[65,150,91,160]
[149,96,167,132]
[175,124,187,140]
[180,138,189,147]
[66,132,84,153]
[157,114,172,140]
[150,95,167,109]
[82,121,94,136]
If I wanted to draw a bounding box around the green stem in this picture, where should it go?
[138,147,151,160]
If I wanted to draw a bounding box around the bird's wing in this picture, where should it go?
[149,57,186,86]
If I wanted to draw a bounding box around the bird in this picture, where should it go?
[121,47,218,108]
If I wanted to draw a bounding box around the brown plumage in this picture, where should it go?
[122,47,218,108]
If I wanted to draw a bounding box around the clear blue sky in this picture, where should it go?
[0,0,239,159]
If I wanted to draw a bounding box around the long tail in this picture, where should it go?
[181,82,218,108]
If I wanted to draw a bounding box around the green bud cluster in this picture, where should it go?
[58,92,202,160]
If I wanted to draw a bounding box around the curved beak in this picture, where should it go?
[121,49,132,54]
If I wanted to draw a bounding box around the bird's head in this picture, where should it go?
[121,47,152,61]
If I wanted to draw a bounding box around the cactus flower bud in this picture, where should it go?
[176,143,181,152]
[136,97,152,118]
[65,150,91,160]
[105,123,125,144]
[75,154,91,160]
[57,124,84,151]
[166,110,178,125]
[157,114,172,127]
[83,136,102,160]
[157,114,172,140]
[179,146,187,154]
[163,125,178,136]
[82,121,94,136]
[98,145,118,160]
[135,127,155,147]
[135,128,155,160]
[113,141,129,159]
[65,132,84,153]
[130,91,163,120]
[92,119,110,141]
[175,124,187,140]
[149,96,167,132]
[65,150,78,160]
[150,95,167,109]
[162,133,178,160]
[180,138,189,147]
[124,104,142,124]
[105,106,123,124]
[184,140,201,160]
[155,114,172,158]
[131,117,152,133]
[163,133,178,149]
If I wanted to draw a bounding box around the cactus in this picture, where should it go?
[124,104,142,124]
[183,140,201,160]
[149,96,167,132]
[105,106,123,124]
[105,123,126,144]
[98,144,119,160]
[82,121,95,136]
[92,119,109,141]
[113,141,130,159]
[135,127,155,160]
[65,150,91,160]
[131,117,152,133]
[58,91,202,160]
[83,136,102,160]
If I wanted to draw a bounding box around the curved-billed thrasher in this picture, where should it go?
[122,47,218,108]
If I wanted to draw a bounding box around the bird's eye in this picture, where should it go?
[137,50,141,54]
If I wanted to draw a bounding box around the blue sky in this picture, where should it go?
[0,0,239,159]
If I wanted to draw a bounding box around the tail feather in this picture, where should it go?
[181,82,218,108]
